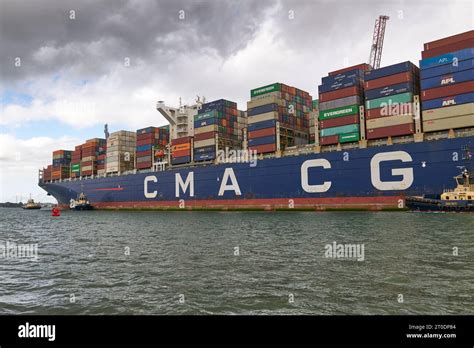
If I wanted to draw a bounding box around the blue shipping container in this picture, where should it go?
[194,118,216,128]
[136,126,155,134]
[194,152,216,161]
[248,103,278,116]
[365,82,418,100]
[420,69,474,90]
[53,158,71,166]
[194,145,215,154]
[136,144,152,152]
[321,68,364,86]
[248,135,276,146]
[318,77,363,93]
[171,156,191,165]
[420,59,474,79]
[364,61,417,81]
[421,92,474,110]
[248,119,277,132]
[420,48,474,70]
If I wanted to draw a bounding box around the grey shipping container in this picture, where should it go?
[319,95,361,111]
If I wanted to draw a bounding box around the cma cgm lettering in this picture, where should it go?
[143,151,415,199]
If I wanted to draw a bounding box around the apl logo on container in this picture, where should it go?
[442,97,456,106]
[440,75,455,85]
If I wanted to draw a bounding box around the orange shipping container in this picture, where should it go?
[172,149,191,158]
[248,127,276,139]
[172,143,191,152]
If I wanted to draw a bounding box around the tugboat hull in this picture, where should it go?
[405,197,474,212]
[73,204,94,211]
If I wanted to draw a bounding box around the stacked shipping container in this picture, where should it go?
[171,136,192,165]
[136,125,170,169]
[193,99,241,161]
[70,145,81,178]
[43,164,52,182]
[310,100,319,144]
[80,138,106,176]
[420,31,474,132]
[364,61,420,139]
[52,150,72,180]
[318,63,370,145]
[247,83,312,154]
[106,131,136,173]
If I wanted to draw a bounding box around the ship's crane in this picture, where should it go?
[369,15,389,69]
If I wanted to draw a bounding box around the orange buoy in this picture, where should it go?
[52,207,61,217]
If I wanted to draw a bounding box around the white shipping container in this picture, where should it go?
[137,156,151,163]
[194,138,216,148]
[366,114,414,130]
[81,156,96,162]
[247,111,278,124]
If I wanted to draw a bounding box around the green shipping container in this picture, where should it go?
[320,124,359,137]
[339,132,359,143]
[195,110,218,121]
[250,83,281,98]
[319,104,359,120]
[312,99,319,109]
[71,164,80,172]
[365,92,413,110]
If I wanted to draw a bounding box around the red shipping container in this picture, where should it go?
[248,127,276,139]
[137,161,152,169]
[137,138,154,146]
[194,131,215,141]
[81,170,94,176]
[328,63,371,76]
[366,123,414,140]
[319,115,359,129]
[171,136,192,145]
[319,86,362,102]
[81,148,96,156]
[137,133,155,141]
[319,135,339,145]
[364,72,415,90]
[81,160,94,167]
[422,38,474,59]
[136,150,152,157]
[75,145,82,151]
[249,143,276,154]
[424,30,474,51]
[172,149,191,158]
[421,81,474,101]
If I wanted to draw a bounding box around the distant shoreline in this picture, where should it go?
[0,202,23,208]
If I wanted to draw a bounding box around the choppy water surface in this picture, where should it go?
[0,208,472,315]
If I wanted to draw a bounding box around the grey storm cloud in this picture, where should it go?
[1,0,472,88]
[0,0,276,83]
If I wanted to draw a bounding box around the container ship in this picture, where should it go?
[39,31,474,210]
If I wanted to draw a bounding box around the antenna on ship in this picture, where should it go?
[104,124,110,139]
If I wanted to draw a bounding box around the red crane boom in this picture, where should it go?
[369,15,389,69]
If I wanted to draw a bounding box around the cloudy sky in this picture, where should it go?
[0,0,472,202]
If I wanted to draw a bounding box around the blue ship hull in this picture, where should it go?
[39,136,474,210]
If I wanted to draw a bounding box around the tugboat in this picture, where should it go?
[22,197,42,210]
[406,145,474,212]
[69,192,93,210]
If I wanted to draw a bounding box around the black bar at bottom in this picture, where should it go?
[0,315,472,346]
